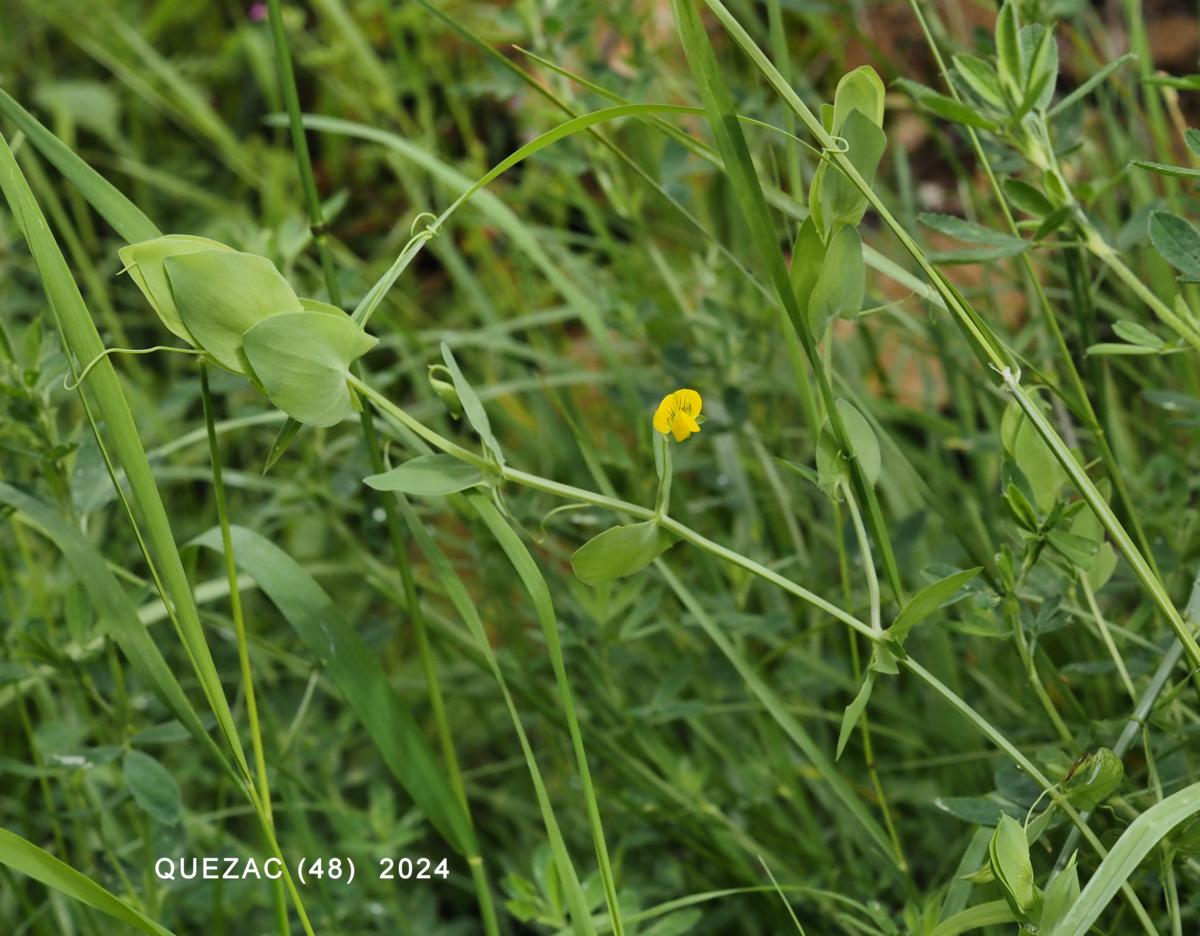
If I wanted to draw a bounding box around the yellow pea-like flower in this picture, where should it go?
[653,388,702,442]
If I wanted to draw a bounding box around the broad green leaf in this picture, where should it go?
[1003,179,1053,217]
[953,54,1005,110]
[1149,210,1200,281]
[442,343,504,466]
[1064,748,1123,811]
[191,525,477,856]
[0,828,174,936]
[832,65,885,131]
[1040,855,1079,934]
[1001,400,1066,513]
[1048,781,1200,936]
[572,521,677,584]
[365,454,485,496]
[167,248,303,374]
[1047,530,1101,568]
[835,672,874,760]
[242,310,377,427]
[822,109,886,229]
[119,234,234,343]
[817,399,881,496]
[809,224,864,333]
[989,814,1038,918]
[790,217,825,314]
[123,750,181,825]
[1086,543,1118,591]
[887,568,981,644]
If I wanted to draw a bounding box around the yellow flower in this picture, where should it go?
[653,388,702,442]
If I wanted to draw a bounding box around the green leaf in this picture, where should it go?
[242,310,377,427]
[571,521,677,584]
[191,525,477,857]
[809,224,865,333]
[1048,781,1200,936]
[1020,24,1058,114]
[1112,320,1165,348]
[899,81,1001,130]
[821,109,887,229]
[441,343,504,466]
[1003,179,1054,217]
[836,672,874,760]
[1187,128,1200,158]
[123,750,181,825]
[789,216,825,313]
[1040,854,1080,934]
[816,398,880,495]
[0,88,161,243]
[1047,530,1101,568]
[166,248,303,374]
[953,54,1006,110]
[1149,210,1200,281]
[989,814,1038,918]
[1001,400,1067,513]
[832,65,885,131]
[1132,160,1200,180]
[119,235,235,344]
[1064,748,1123,811]
[1047,53,1137,119]
[919,212,1028,247]
[994,2,1023,97]
[887,567,981,644]
[364,454,485,496]
[0,828,174,936]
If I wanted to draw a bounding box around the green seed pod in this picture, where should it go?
[989,814,1040,920]
[1064,748,1123,811]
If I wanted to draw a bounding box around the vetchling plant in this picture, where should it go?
[5,0,1200,934]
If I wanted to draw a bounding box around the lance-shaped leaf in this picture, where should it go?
[166,248,303,374]
[119,234,234,343]
[242,310,377,427]
[572,520,677,584]
[365,454,485,496]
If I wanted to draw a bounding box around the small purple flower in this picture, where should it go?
[249,2,267,22]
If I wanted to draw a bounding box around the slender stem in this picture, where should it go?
[200,364,289,936]
[840,484,907,870]
[265,0,341,305]
[356,398,500,936]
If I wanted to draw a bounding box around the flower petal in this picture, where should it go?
[673,388,702,416]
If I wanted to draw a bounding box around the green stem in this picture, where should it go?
[265,0,341,305]
[200,363,290,936]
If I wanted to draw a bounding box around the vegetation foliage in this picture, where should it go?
[2,0,1200,933]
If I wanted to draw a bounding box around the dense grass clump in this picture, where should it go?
[3,1,1200,933]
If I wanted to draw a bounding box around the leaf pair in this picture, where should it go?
[120,235,376,426]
